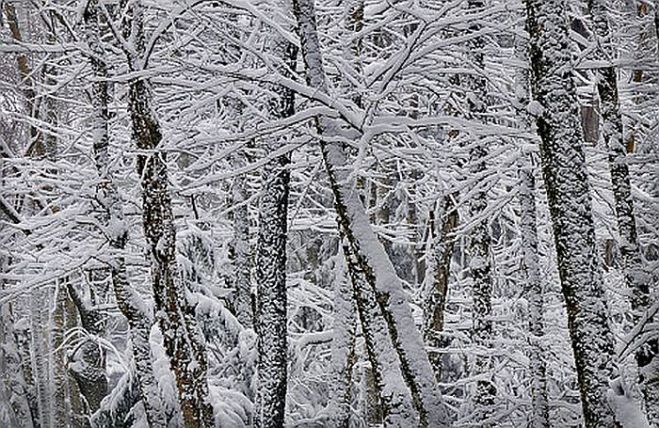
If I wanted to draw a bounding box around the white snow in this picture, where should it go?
[526,100,545,116]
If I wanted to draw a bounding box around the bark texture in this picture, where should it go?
[124,3,213,426]
[52,282,72,427]
[517,160,551,428]
[255,151,291,428]
[514,25,550,428]
[31,290,51,428]
[254,35,296,428]
[424,195,458,381]
[66,283,108,415]
[523,0,620,426]
[90,369,140,428]
[0,301,33,428]
[343,242,419,427]
[328,268,357,428]
[463,1,496,419]
[82,2,166,425]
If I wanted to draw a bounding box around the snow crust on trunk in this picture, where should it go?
[292,0,449,425]
[524,0,620,426]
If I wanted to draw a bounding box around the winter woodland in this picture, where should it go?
[0,0,658,427]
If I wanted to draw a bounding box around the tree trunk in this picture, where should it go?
[66,282,108,417]
[90,368,141,428]
[13,312,39,427]
[514,24,550,428]
[0,299,34,428]
[30,289,52,428]
[123,3,213,426]
[424,195,458,381]
[254,36,296,428]
[587,1,659,422]
[229,174,253,328]
[340,2,416,424]
[523,0,620,426]
[81,1,169,425]
[292,0,449,425]
[254,153,290,428]
[52,282,72,427]
[65,287,86,428]
[328,267,357,428]
[517,157,551,428]
[343,242,419,426]
[461,1,497,419]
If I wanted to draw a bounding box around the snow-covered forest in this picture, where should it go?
[0,0,658,426]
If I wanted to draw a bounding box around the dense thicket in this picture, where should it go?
[0,0,658,427]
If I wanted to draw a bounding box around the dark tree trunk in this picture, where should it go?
[254,38,296,428]
[424,194,458,381]
[82,2,166,425]
[514,24,550,428]
[523,0,620,426]
[127,53,213,428]
[254,153,290,428]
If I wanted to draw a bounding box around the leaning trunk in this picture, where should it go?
[292,0,449,425]
[343,242,419,426]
